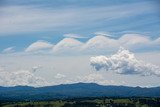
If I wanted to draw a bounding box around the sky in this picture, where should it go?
[0,0,160,87]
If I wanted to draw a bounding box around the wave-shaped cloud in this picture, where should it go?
[81,35,119,54]
[52,38,83,55]
[25,40,53,53]
[2,47,15,53]
[63,33,88,39]
[23,33,160,55]
[90,47,160,76]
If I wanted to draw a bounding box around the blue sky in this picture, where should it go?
[0,0,160,51]
[0,0,160,87]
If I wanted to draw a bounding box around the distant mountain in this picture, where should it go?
[0,83,160,102]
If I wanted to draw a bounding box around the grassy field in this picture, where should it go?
[1,97,160,107]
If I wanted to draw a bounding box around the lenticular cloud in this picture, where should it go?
[90,47,160,76]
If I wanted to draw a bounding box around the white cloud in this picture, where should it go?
[2,47,15,53]
[0,52,160,87]
[82,34,159,54]
[119,34,151,49]
[77,73,126,85]
[154,37,160,44]
[52,38,83,55]
[0,66,49,87]
[0,1,155,35]
[25,40,53,53]
[54,73,66,79]
[81,73,104,82]
[63,33,88,39]
[94,31,113,37]
[79,73,109,85]
[90,47,160,76]
[119,34,150,45]
[31,65,42,73]
[82,35,119,54]
[21,33,160,55]
[118,34,160,52]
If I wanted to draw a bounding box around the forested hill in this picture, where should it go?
[0,83,160,102]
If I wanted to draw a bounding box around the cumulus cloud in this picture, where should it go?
[90,47,160,76]
[2,47,15,53]
[0,66,49,87]
[25,40,53,53]
[63,33,88,39]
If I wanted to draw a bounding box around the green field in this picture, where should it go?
[1,97,160,107]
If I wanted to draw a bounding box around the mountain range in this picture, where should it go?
[0,83,160,102]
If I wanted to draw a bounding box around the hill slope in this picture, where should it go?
[0,83,160,101]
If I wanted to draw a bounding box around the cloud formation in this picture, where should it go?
[52,38,83,55]
[76,73,126,86]
[82,35,119,54]
[22,33,160,55]
[0,66,49,87]
[31,65,42,73]
[25,40,53,53]
[119,34,152,50]
[90,47,160,76]
[54,73,66,79]
[94,31,113,37]
[63,33,88,39]
[2,47,15,53]
[0,1,157,35]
